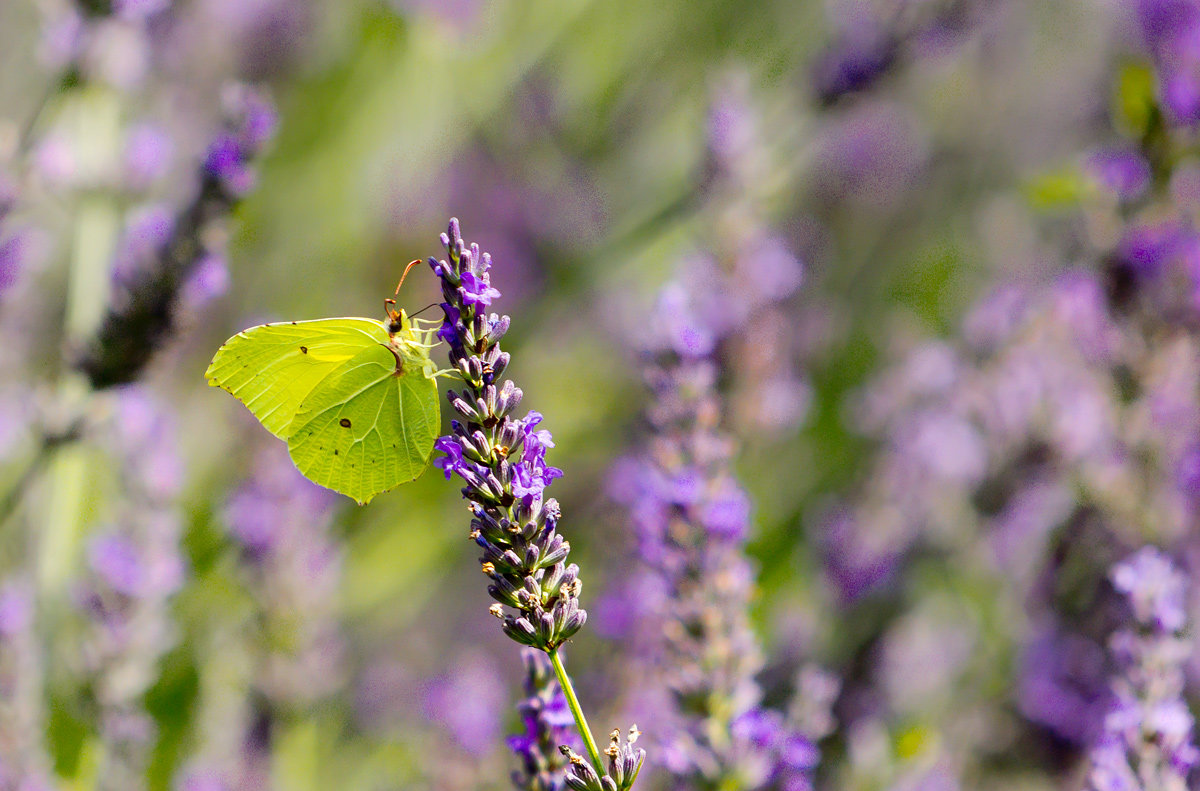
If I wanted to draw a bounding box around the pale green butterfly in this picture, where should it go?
[205,261,441,505]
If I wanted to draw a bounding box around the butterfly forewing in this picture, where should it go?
[285,342,438,504]
[205,318,386,438]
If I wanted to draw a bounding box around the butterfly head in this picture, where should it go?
[384,299,410,335]
[383,258,423,336]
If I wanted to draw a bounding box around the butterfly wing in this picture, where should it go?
[205,318,386,439]
[285,342,439,504]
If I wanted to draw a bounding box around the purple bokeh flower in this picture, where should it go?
[203,85,278,197]
[113,0,172,20]
[222,442,345,707]
[1086,548,1199,790]
[111,204,175,289]
[1116,222,1183,278]
[1017,627,1110,744]
[1086,149,1152,201]
[1111,546,1188,634]
[1134,0,1200,125]
[420,654,506,755]
[0,232,25,295]
[812,16,896,104]
[0,582,32,638]
[179,253,230,308]
[123,123,174,188]
[0,577,53,788]
[89,534,150,599]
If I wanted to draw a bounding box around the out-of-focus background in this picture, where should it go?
[3,0,1199,789]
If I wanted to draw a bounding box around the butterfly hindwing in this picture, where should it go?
[205,318,386,438]
[285,342,439,504]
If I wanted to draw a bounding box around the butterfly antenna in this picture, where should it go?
[394,259,423,296]
[408,302,440,320]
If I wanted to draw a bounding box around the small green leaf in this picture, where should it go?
[1114,61,1158,139]
[1024,165,1089,211]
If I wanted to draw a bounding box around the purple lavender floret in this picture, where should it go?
[1110,547,1188,632]
[1115,222,1183,278]
[1086,149,1152,201]
[123,123,173,187]
[1085,547,1199,791]
[731,709,820,791]
[1133,0,1200,125]
[0,232,25,294]
[112,0,170,21]
[0,171,25,294]
[203,134,245,189]
[811,19,897,105]
[1016,627,1110,745]
[203,85,278,197]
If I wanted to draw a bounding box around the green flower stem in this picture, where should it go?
[547,646,604,776]
[43,85,121,601]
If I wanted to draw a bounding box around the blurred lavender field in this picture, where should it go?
[5,0,1200,789]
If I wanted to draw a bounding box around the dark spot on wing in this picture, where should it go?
[339,418,352,428]
[300,346,308,354]
[334,449,339,455]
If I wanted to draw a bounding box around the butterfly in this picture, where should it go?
[205,261,441,504]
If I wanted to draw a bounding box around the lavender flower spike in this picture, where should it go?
[78,83,276,388]
[1087,547,1199,791]
[611,273,828,790]
[429,219,644,790]
[509,648,576,791]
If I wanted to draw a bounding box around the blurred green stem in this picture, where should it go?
[16,78,59,158]
[42,85,122,599]
[65,84,122,341]
[548,646,605,777]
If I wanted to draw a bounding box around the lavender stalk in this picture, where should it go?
[428,218,644,790]
[613,278,825,791]
[77,386,186,791]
